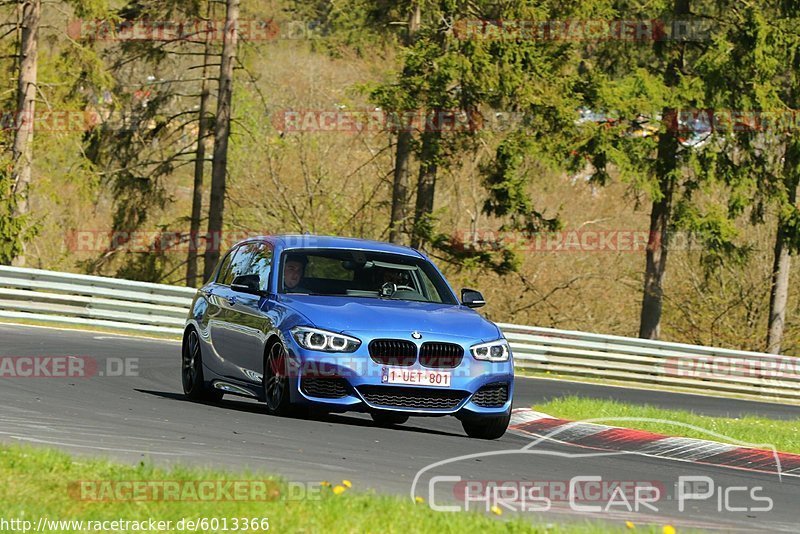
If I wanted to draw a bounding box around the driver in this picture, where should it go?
[283,254,308,293]
[378,268,412,292]
[382,269,403,285]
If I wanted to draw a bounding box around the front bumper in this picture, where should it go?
[282,330,514,417]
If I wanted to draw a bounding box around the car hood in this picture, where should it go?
[279,295,501,341]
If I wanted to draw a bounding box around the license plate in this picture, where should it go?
[381,367,451,387]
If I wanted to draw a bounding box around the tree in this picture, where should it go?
[203,0,239,283]
[388,2,420,245]
[569,0,745,340]
[0,0,112,266]
[77,0,221,282]
[696,3,800,352]
[765,5,800,353]
[186,3,216,287]
[637,0,691,339]
[9,0,40,266]
[768,139,800,352]
[378,1,586,259]
[402,11,461,250]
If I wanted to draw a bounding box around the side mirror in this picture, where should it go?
[461,288,486,308]
[231,274,263,295]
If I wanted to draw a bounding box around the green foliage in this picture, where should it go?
[417,217,522,275]
[481,131,561,234]
[673,200,750,272]
[782,203,800,253]
[0,173,30,265]
[80,82,177,276]
[370,0,596,270]
[64,0,113,19]
[565,0,774,277]
[114,248,171,282]
[71,0,217,279]
[286,0,406,56]
[695,2,800,255]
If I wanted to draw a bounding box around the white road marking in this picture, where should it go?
[7,435,189,456]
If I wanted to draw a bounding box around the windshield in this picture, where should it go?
[278,249,457,304]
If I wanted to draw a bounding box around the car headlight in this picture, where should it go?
[470,339,510,362]
[291,327,361,353]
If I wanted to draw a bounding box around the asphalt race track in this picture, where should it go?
[2,323,799,532]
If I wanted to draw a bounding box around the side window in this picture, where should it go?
[221,243,259,286]
[215,247,237,284]
[246,243,273,291]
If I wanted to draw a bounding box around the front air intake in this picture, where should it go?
[471,383,509,408]
[368,339,417,366]
[300,377,349,398]
[358,385,467,410]
[419,342,464,368]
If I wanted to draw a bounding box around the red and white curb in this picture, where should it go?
[509,408,800,478]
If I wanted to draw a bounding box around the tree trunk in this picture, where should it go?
[203,0,239,283]
[767,233,792,354]
[389,130,412,244]
[766,138,800,353]
[639,129,677,339]
[388,3,421,245]
[638,0,688,339]
[10,0,41,267]
[186,7,214,287]
[410,126,440,249]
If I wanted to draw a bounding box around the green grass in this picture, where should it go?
[516,369,800,407]
[535,396,800,454]
[0,445,673,533]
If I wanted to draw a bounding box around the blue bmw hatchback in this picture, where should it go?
[183,235,513,439]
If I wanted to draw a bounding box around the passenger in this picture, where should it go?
[283,254,308,293]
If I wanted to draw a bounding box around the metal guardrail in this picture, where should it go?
[1,266,799,403]
[0,265,195,335]
[500,323,800,402]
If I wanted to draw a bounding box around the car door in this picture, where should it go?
[208,243,260,376]
[196,245,240,377]
[225,242,275,382]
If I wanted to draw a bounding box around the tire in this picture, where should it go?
[371,412,410,427]
[182,329,223,402]
[263,340,295,416]
[461,410,511,440]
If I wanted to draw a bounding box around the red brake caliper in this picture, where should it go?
[270,349,285,378]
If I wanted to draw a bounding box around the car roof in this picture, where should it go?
[244,234,425,258]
